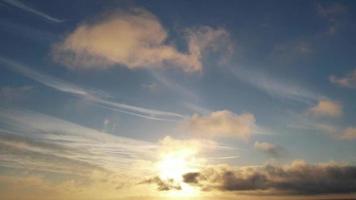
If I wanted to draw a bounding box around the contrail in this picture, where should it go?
[1,0,63,23]
[0,56,185,121]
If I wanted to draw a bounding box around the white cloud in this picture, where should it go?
[308,99,342,118]
[53,9,231,73]
[181,110,255,139]
[330,69,356,88]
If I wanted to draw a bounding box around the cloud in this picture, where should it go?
[181,110,255,139]
[0,56,184,121]
[0,108,156,176]
[1,0,63,23]
[254,141,286,158]
[340,127,356,140]
[307,99,342,118]
[140,176,181,191]
[231,67,321,104]
[183,160,356,195]
[53,8,230,72]
[330,69,356,88]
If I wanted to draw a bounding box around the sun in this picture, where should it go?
[156,147,200,197]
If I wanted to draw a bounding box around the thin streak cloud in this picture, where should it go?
[0,107,156,181]
[1,0,63,23]
[231,67,321,104]
[0,56,185,121]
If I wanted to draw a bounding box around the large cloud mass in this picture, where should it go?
[182,160,356,195]
[53,9,231,72]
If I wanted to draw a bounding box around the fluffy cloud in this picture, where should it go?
[330,69,356,88]
[308,99,342,118]
[254,141,285,158]
[181,110,256,139]
[53,9,231,72]
[182,160,356,195]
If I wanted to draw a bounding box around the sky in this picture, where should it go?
[0,0,356,200]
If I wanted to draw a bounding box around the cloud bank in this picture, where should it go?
[53,9,230,72]
[183,160,356,195]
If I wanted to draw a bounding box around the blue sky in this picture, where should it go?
[0,0,356,199]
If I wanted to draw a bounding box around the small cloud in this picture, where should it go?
[140,176,181,191]
[307,99,342,118]
[53,8,231,73]
[254,141,286,158]
[340,127,356,140]
[330,69,356,88]
[181,110,256,140]
[182,172,200,184]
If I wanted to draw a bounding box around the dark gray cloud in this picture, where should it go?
[183,172,200,184]
[140,176,181,191]
[182,161,356,195]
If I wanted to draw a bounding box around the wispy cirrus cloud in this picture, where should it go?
[0,107,156,176]
[231,67,321,104]
[1,0,63,23]
[53,8,231,73]
[0,107,160,200]
[0,56,184,121]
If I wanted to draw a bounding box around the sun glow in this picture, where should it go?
[157,146,201,197]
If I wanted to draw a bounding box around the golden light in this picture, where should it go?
[156,146,201,197]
